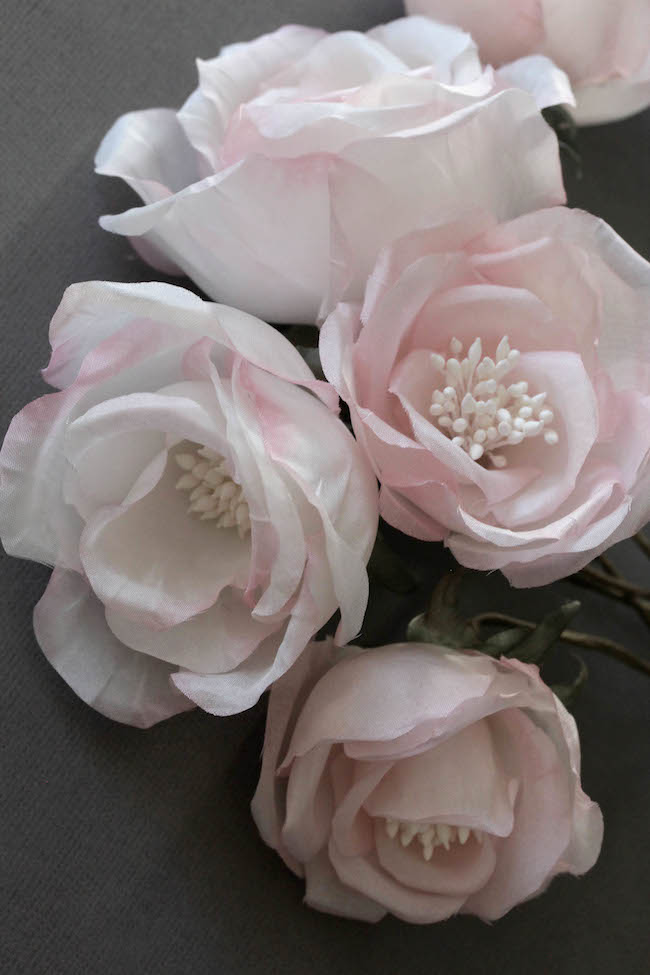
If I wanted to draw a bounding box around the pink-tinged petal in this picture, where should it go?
[224,72,507,166]
[45,280,207,390]
[495,55,575,110]
[357,213,495,324]
[251,639,339,872]
[177,26,325,169]
[0,389,84,568]
[81,447,250,630]
[368,16,481,83]
[488,351,599,527]
[33,569,193,728]
[281,646,494,766]
[379,486,447,542]
[470,236,601,359]
[364,722,517,837]
[495,464,648,587]
[212,303,338,410]
[105,587,275,674]
[574,70,650,124]
[328,844,464,924]
[404,1,545,67]
[282,744,334,864]
[473,207,650,387]
[101,154,332,324]
[304,850,386,922]
[64,426,167,519]
[172,628,287,716]
[374,821,497,897]
[330,758,392,858]
[95,108,200,202]
[226,362,308,617]
[328,87,565,307]
[540,0,650,86]
[262,30,407,95]
[247,364,378,645]
[465,708,573,920]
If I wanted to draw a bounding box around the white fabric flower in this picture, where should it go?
[95,17,570,324]
[0,282,378,726]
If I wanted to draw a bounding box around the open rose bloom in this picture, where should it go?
[252,641,603,923]
[0,282,378,725]
[95,16,570,324]
[405,0,650,123]
[321,207,650,586]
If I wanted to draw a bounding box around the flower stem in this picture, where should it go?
[572,561,650,630]
[635,531,650,559]
[577,565,649,597]
[470,612,650,678]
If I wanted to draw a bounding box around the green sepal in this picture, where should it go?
[505,601,581,665]
[551,654,589,710]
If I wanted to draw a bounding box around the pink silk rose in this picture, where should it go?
[320,207,650,587]
[0,281,378,726]
[252,640,603,923]
[95,16,570,325]
[405,0,650,123]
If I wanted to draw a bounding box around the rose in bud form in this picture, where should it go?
[252,640,602,923]
[0,282,378,727]
[405,0,650,123]
[320,207,650,586]
[95,16,570,324]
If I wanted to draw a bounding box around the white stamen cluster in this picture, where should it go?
[429,336,558,467]
[384,819,483,861]
[174,446,251,537]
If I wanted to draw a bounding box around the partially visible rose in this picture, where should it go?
[95,16,570,325]
[0,282,378,727]
[320,207,650,586]
[252,640,603,923]
[405,0,650,123]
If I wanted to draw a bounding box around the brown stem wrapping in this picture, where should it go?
[635,531,650,559]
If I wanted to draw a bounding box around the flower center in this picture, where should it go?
[429,336,558,467]
[384,818,483,861]
[174,445,251,538]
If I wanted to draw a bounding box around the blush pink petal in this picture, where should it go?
[367,16,482,81]
[304,849,386,922]
[33,569,193,728]
[80,449,250,630]
[100,154,332,325]
[328,844,464,924]
[177,26,326,169]
[282,744,335,864]
[374,822,498,897]
[105,587,275,674]
[464,708,573,920]
[406,2,650,122]
[364,722,517,836]
[95,108,200,202]
[404,1,545,67]
[325,87,565,312]
[281,647,495,767]
[251,639,339,872]
[248,366,378,645]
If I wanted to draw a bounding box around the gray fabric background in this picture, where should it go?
[1,2,648,972]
